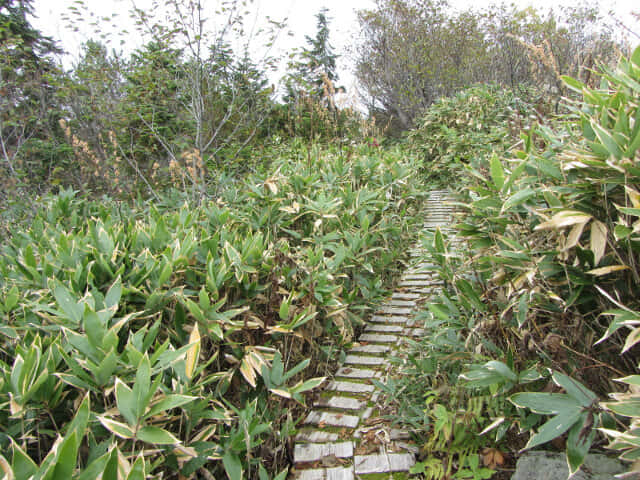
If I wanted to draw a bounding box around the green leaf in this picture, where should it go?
[566,412,596,475]
[552,371,597,406]
[516,293,528,327]
[158,261,173,286]
[490,155,504,190]
[562,75,585,93]
[146,394,197,418]
[291,376,326,394]
[136,426,180,445]
[114,379,137,426]
[631,45,640,66]
[485,361,517,382]
[98,416,135,439]
[434,228,445,254]
[54,284,82,324]
[602,399,640,417]
[84,310,104,349]
[503,160,527,193]
[133,355,152,420]
[455,279,485,311]
[501,188,535,212]
[282,357,309,382]
[223,451,243,480]
[126,455,146,480]
[510,392,582,414]
[591,120,623,159]
[4,286,19,312]
[50,432,78,480]
[76,448,116,480]
[66,394,90,439]
[105,276,122,310]
[525,410,582,450]
[10,441,37,479]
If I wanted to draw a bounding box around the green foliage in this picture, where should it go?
[409,84,537,185]
[396,46,640,477]
[0,143,421,478]
[356,0,619,132]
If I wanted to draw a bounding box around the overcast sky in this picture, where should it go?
[31,0,639,94]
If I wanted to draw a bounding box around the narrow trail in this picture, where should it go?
[291,190,456,479]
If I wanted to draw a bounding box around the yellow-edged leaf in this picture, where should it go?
[264,180,278,194]
[0,454,14,480]
[587,265,630,276]
[535,210,592,230]
[269,388,292,399]
[626,186,640,209]
[239,357,257,388]
[185,323,200,380]
[564,222,586,251]
[590,220,608,265]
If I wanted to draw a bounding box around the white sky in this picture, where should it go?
[32,0,639,95]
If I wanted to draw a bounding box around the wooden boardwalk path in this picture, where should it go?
[291,190,456,479]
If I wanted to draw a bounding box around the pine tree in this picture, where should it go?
[293,8,339,100]
[0,0,64,186]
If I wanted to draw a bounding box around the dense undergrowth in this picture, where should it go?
[384,47,640,479]
[0,143,423,479]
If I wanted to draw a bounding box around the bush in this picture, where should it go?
[0,143,423,478]
[390,47,640,478]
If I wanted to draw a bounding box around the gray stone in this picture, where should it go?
[364,324,404,333]
[344,355,385,366]
[295,430,340,443]
[304,411,359,428]
[401,274,432,281]
[379,306,412,315]
[359,333,398,344]
[361,407,374,420]
[370,315,407,324]
[412,262,437,269]
[511,451,627,480]
[314,396,364,410]
[398,280,440,287]
[350,344,391,354]
[295,466,354,480]
[392,292,421,299]
[328,380,375,393]
[389,299,417,307]
[294,442,353,463]
[336,367,378,379]
[390,429,410,440]
[407,287,441,294]
[354,453,415,474]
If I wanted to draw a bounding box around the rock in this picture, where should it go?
[354,453,415,474]
[294,442,353,463]
[511,451,627,480]
[294,466,354,480]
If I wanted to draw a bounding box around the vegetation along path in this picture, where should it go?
[292,190,456,479]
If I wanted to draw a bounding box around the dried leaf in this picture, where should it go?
[239,357,257,388]
[590,220,607,265]
[535,210,592,230]
[482,448,505,469]
[564,222,586,250]
[587,265,629,276]
[185,323,200,380]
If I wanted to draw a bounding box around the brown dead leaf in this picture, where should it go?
[482,448,505,469]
